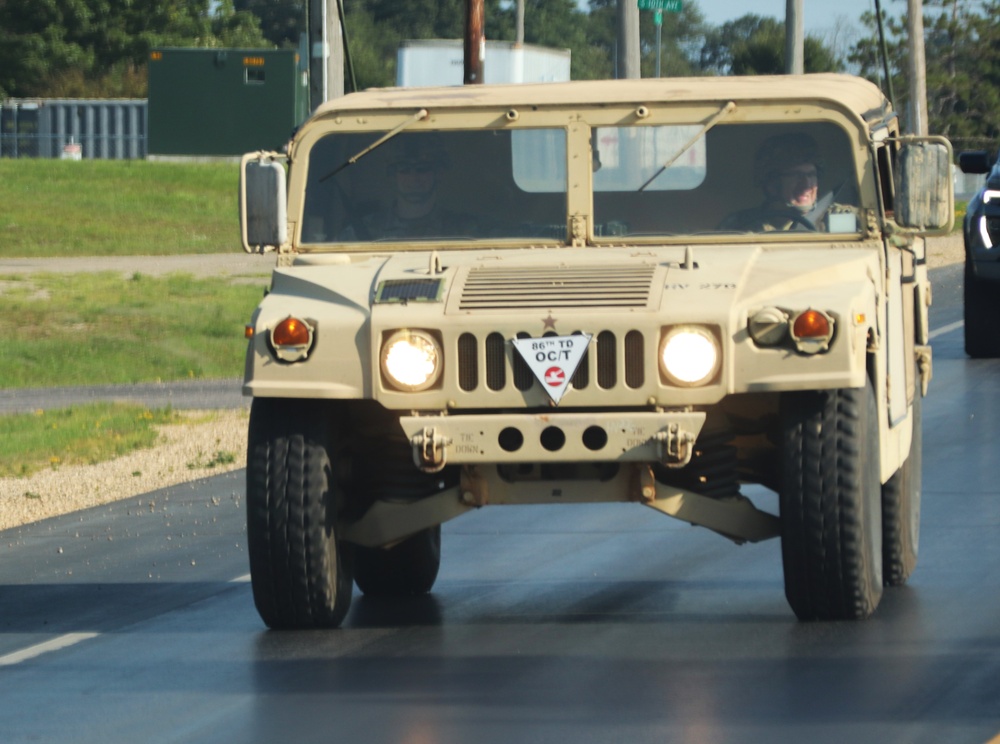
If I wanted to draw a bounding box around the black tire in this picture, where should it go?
[779,380,883,621]
[354,526,442,596]
[881,371,922,586]
[246,398,354,629]
[964,261,1000,358]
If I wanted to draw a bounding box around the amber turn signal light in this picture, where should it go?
[792,309,831,339]
[268,316,315,363]
[272,317,311,347]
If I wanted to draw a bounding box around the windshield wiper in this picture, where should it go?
[319,108,429,183]
[638,101,737,192]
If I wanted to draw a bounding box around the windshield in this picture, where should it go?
[592,121,859,237]
[302,129,567,243]
[301,120,860,245]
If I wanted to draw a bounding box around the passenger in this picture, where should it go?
[720,133,840,232]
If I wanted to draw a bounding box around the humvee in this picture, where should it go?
[238,74,953,629]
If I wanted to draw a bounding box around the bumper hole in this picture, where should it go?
[540,426,566,452]
[582,426,608,451]
[498,427,524,452]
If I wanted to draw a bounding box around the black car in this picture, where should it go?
[959,149,1000,357]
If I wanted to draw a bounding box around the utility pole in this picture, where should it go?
[465,0,485,84]
[308,0,345,109]
[617,0,641,79]
[516,0,525,45]
[906,0,928,134]
[785,0,804,74]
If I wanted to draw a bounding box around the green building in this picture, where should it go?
[148,48,309,157]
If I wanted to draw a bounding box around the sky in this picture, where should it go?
[695,0,879,34]
[575,0,886,36]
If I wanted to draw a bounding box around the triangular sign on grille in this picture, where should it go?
[511,334,592,405]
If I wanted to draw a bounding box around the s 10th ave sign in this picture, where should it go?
[637,0,682,10]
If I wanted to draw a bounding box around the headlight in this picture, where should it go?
[977,190,1000,249]
[659,326,720,387]
[381,330,442,392]
[269,316,315,363]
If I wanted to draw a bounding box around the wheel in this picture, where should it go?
[246,398,354,629]
[964,261,1000,358]
[881,369,922,586]
[779,379,883,621]
[354,526,442,596]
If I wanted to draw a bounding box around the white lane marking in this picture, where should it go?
[0,632,100,667]
[929,320,963,340]
[230,574,251,583]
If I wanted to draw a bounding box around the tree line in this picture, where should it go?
[1,0,998,148]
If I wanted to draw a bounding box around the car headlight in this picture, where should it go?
[975,190,1000,248]
[381,330,442,392]
[659,326,720,387]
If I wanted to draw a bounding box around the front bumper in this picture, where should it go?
[399,410,706,471]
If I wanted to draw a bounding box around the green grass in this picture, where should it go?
[0,160,240,257]
[0,272,262,388]
[0,403,178,477]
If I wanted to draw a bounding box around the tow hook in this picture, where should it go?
[411,426,452,472]
[654,424,696,468]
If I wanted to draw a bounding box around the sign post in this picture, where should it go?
[636,0,681,11]
[637,0,681,78]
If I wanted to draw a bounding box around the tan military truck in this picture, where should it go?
[238,74,952,629]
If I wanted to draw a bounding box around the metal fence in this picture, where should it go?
[0,99,147,159]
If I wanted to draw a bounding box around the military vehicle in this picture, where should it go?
[238,74,953,628]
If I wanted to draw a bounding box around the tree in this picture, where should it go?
[233,0,304,48]
[701,14,841,76]
[0,0,269,98]
[849,0,1000,146]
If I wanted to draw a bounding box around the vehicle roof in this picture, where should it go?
[314,73,892,123]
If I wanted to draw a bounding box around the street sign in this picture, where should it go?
[637,0,682,11]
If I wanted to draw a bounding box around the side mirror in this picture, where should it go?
[894,137,954,235]
[959,150,992,175]
[240,153,287,253]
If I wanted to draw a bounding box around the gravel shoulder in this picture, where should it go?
[0,409,249,532]
[0,237,965,531]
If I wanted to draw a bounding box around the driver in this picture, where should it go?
[719,133,827,232]
[348,136,478,240]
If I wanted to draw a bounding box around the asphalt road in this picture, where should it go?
[2,262,1000,744]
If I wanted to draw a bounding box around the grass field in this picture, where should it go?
[0,271,263,388]
[0,160,257,475]
[0,159,240,257]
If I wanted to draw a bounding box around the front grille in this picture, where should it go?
[457,330,645,395]
[458,265,656,310]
